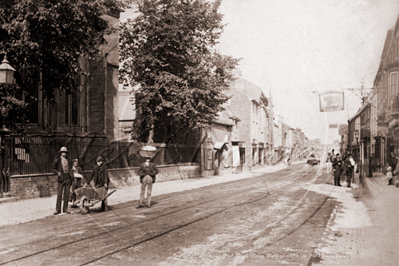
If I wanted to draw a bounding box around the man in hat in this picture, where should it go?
[52,147,73,215]
[332,153,342,186]
[137,158,158,208]
[344,153,355,187]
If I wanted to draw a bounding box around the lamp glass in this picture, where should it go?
[6,69,14,84]
[0,70,6,83]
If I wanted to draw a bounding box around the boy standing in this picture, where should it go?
[70,159,84,207]
[386,165,393,185]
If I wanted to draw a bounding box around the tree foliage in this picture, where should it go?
[0,0,129,129]
[120,0,239,143]
[0,83,27,131]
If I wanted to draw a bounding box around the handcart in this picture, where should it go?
[73,186,116,215]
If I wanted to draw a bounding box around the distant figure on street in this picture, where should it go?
[52,147,73,215]
[344,154,355,187]
[137,158,158,208]
[390,152,398,173]
[85,156,110,211]
[325,152,333,174]
[386,165,393,185]
[70,159,84,208]
[332,153,342,186]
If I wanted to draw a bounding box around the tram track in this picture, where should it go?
[80,165,335,265]
[1,164,325,266]
[80,166,329,265]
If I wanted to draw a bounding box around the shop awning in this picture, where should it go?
[214,142,229,150]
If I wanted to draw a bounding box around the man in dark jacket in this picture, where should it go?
[85,156,109,211]
[344,154,355,187]
[332,153,342,186]
[52,147,73,215]
[137,158,158,208]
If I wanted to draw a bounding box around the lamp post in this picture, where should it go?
[0,54,15,196]
[0,55,16,84]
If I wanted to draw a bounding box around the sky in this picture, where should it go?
[120,0,399,144]
[215,0,399,144]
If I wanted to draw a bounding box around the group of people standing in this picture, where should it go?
[51,147,110,215]
[51,146,159,215]
[325,149,355,187]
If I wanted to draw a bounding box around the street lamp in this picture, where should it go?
[0,54,14,196]
[0,55,16,84]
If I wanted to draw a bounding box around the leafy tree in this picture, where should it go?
[120,0,239,143]
[0,83,26,131]
[0,0,130,129]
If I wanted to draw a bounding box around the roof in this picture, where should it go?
[374,28,395,86]
[231,76,269,106]
[224,105,241,121]
[212,109,235,126]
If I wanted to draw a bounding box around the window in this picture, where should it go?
[65,90,79,125]
[389,72,398,104]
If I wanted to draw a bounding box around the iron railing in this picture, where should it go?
[6,135,201,176]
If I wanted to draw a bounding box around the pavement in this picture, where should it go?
[0,162,291,228]
[311,170,399,265]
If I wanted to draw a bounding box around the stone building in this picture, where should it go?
[224,75,272,171]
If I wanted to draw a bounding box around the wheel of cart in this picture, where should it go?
[73,187,116,215]
[80,196,90,215]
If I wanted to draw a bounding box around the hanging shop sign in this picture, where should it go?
[339,124,348,135]
[319,91,345,112]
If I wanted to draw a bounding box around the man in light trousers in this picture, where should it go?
[137,158,158,208]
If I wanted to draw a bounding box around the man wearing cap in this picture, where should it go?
[52,147,73,215]
[85,156,110,211]
[137,158,158,208]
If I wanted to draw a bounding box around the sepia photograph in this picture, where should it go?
[0,0,398,265]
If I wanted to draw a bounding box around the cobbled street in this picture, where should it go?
[0,164,344,266]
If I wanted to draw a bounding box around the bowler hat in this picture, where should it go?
[59,147,69,153]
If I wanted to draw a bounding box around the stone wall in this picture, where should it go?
[107,163,199,188]
[9,163,200,200]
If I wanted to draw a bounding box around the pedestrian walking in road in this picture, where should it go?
[85,156,110,211]
[137,158,158,208]
[52,147,73,215]
[325,152,333,174]
[70,159,84,208]
[332,153,342,186]
[344,154,355,187]
[386,165,393,185]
